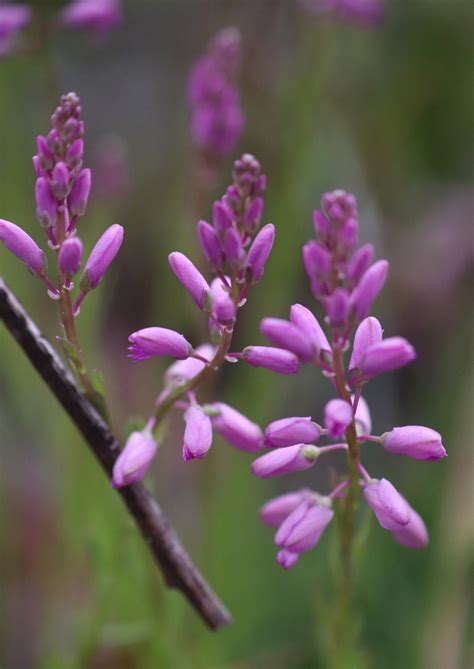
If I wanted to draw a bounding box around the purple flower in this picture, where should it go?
[197,220,223,270]
[244,223,275,283]
[359,337,416,377]
[0,219,46,277]
[128,327,192,362]
[0,4,32,56]
[260,317,315,362]
[80,224,123,290]
[51,162,70,200]
[347,243,374,284]
[363,478,410,531]
[58,236,83,277]
[264,416,320,448]
[276,549,300,569]
[165,343,215,387]
[251,444,319,478]
[68,168,91,217]
[60,0,122,33]
[168,251,211,311]
[349,260,389,320]
[275,500,334,554]
[210,277,235,324]
[382,426,446,461]
[325,288,350,327]
[210,402,263,452]
[183,406,213,461]
[289,304,331,358]
[392,505,429,549]
[324,399,353,438]
[349,316,383,371]
[212,200,233,230]
[112,430,157,488]
[242,346,299,375]
[35,177,57,228]
[260,489,312,528]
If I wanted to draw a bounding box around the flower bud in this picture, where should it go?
[244,223,275,283]
[223,227,243,266]
[128,327,192,362]
[242,346,299,375]
[183,406,213,461]
[276,549,300,569]
[80,223,123,290]
[244,196,263,230]
[324,399,353,438]
[35,177,57,228]
[168,251,212,311]
[260,489,312,528]
[260,317,314,362]
[112,431,157,488]
[325,288,350,327]
[347,243,374,284]
[210,277,235,324]
[353,396,371,436]
[349,259,388,320]
[349,316,383,371]
[360,337,416,377]
[197,220,223,269]
[165,343,215,386]
[68,168,91,217]
[32,155,46,178]
[302,240,331,279]
[289,304,331,358]
[264,416,320,448]
[382,426,446,461]
[60,0,122,33]
[36,135,54,170]
[66,139,84,169]
[363,478,410,531]
[212,200,233,230]
[275,500,333,553]
[312,209,330,239]
[58,236,83,277]
[251,444,319,478]
[210,402,263,452]
[51,162,70,199]
[392,506,429,549]
[0,219,46,277]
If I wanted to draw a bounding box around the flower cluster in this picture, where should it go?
[298,0,384,25]
[0,92,123,326]
[113,154,271,488]
[187,27,245,159]
[246,189,446,568]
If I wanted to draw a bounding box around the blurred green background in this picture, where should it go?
[0,1,473,668]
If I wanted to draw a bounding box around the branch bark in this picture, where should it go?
[0,277,232,630]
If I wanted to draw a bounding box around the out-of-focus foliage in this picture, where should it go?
[0,1,472,668]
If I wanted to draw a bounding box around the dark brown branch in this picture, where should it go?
[0,277,231,630]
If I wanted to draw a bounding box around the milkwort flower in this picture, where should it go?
[124,154,274,486]
[247,189,445,567]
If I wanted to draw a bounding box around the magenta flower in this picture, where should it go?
[242,346,299,375]
[0,219,46,277]
[183,406,213,461]
[244,223,275,283]
[353,396,372,436]
[363,478,410,531]
[260,489,312,528]
[349,316,383,371]
[359,337,416,377]
[382,426,446,461]
[60,0,122,33]
[197,220,223,270]
[165,344,215,387]
[68,168,91,217]
[210,402,263,452]
[264,416,320,448]
[35,177,57,229]
[210,277,235,324]
[251,444,319,478]
[169,251,211,311]
[349,260,389,321]
[324,399,353,438]
[276,549,300,570]
[80,224,124,290]
[260,317,315,362]
[58,236,83,277]
[392,505,429,549]
[289,304,331,358]
[128,327,192,362]
[275,500,334,554]
[112,431,157,488]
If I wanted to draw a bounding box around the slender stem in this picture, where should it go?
[318,443,348,455]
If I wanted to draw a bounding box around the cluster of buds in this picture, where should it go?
[0,92,123,322]
[244,189,446,568]
[298,0,384,25]
[113,154,273,487]
[187,27,245,158]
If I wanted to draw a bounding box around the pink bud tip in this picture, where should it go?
[349,259,389,320]
[276,549,300,569]
[210,402,263,452]
[197,220,223,269]
[168,251,211,311]
[251,444,319,478]
[392,506,429,549]
[275,500,333,553]
[244,223,275,283]
[363,478,410,531]
[183,406,213,461]
[264,416,320,448]
[128,327,192,362]
[0,219,46,277]
[242,346,300,375]
[58,236,83,277]
[349,316,383,371]
[80,224,123,290]
[382,426,446,461]
[112,431,157,488]
[260,489,312,528]
[324,399,353,438]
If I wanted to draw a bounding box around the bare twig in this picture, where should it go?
[0,277,232,630]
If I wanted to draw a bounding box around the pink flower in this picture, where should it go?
[183,406,213,461]
[382,426,446,461]
[112,431,157,488]
[80,224,123,290]
[363,478,410,531]
[324,399,352,438]
[264,416,320,448]
[275,500,334,554]
[242,346,299,375]
[128,327,192,362]
[251,444,319,478]
[210,402,263,452]
[168,251,211,311]
[260,489,312,528]
[0,219,46,277]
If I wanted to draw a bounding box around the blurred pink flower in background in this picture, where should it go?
[0,4,32,56]
[298,0,384,25]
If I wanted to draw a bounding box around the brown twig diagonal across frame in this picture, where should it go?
[0,277,232,630]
